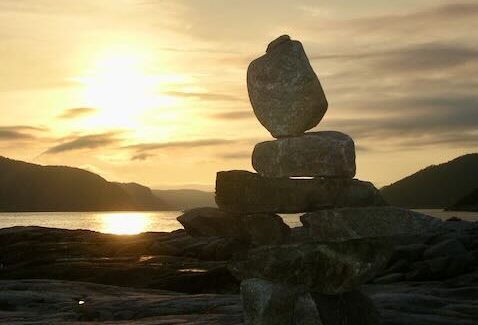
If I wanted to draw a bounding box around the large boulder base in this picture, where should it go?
[229,238,392,295]
[241,278,322,325]
[241,213,291,246]
[312,290,382,325]
[247,35,328,138]
[300,207,443,241]
[215,170,386,214]
[253,131,356,178]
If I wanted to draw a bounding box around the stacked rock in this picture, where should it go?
[216,35,384,214]
[218,35,388,325]
[178,35,446,325]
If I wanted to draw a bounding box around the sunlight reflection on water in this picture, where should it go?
[0,211,183,235]
[99,212,152,235]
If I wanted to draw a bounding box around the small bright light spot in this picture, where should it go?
[78,300,85,305]
[139,255,154,262]
[178,268,208,273]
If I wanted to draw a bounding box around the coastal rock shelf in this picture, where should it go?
[1,221,477,324]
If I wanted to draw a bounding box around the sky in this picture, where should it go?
[0,0,477,190]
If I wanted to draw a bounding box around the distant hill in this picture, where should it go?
[447,188,478,212]
[153,189,216,210]
[114,182,173,211]
[381,153,478,209]
[0,156,172,212]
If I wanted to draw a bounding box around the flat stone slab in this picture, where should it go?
[247,35,328,138]
[252,131,356,178]
[300,207,444,241]
[230,238,392,294]
[215,170,385,214]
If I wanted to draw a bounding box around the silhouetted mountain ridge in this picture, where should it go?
[0,156,214,212]
[0,157,176,211]
[152,189,216,210]
[447,188,478,212]
[380,153,478,208]
[0,156,136,211]
[114,182,173,210]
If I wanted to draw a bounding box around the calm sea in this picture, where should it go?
[0,209,476,235]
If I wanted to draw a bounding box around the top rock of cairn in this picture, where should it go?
[247,35,328,138]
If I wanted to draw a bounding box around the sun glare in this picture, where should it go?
[72,48,183,131]
[99,212,152,235]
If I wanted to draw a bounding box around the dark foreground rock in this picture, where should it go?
[241,278,321,325]
[240,278,381,325]
[0,226,240,294]
[447,188,478,212]
[364,270,478,325]
[230,238,392,294]
[301,207,443,241]
[177,207,242,239]
[0,224,477,324]
[216,170,385,213]
[247,35,328,138]
[178,207,290,246]
[252,131,356,178]
[0,279,242,324]
[312,290,381,325]
[2,271,477,324]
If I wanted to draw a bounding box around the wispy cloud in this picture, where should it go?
[312,43,478,70]
[124,138,241,160]
[220,152,251,160]
[210,110,253,120]
[0,126,47,141]
[42,131,123,154]
[131,152,156,161]
[126,138,236,153]
[59,107,96,119]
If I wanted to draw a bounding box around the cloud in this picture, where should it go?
[312,43,478,71]
[131,152,156,161]
[0,126,46,141]
[43,132,123,154]
[210,110,253,120]
[124,138,244,160]
[350,2,478,32]
[126,138,237,154]
[162,91,244,102]
[322,94,478,149]
[221,152,251,160]
[59,107,96,119]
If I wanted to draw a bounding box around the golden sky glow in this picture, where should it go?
[0,0,477,190]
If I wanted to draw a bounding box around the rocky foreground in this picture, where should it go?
[0,216,477,324]
[0,271,476,325]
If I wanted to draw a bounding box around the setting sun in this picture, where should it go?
[72,49,181,131]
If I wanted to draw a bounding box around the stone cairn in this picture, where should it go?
[178,35,443,325]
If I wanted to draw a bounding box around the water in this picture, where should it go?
[0,209,476,235]
[0,211,182,235]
